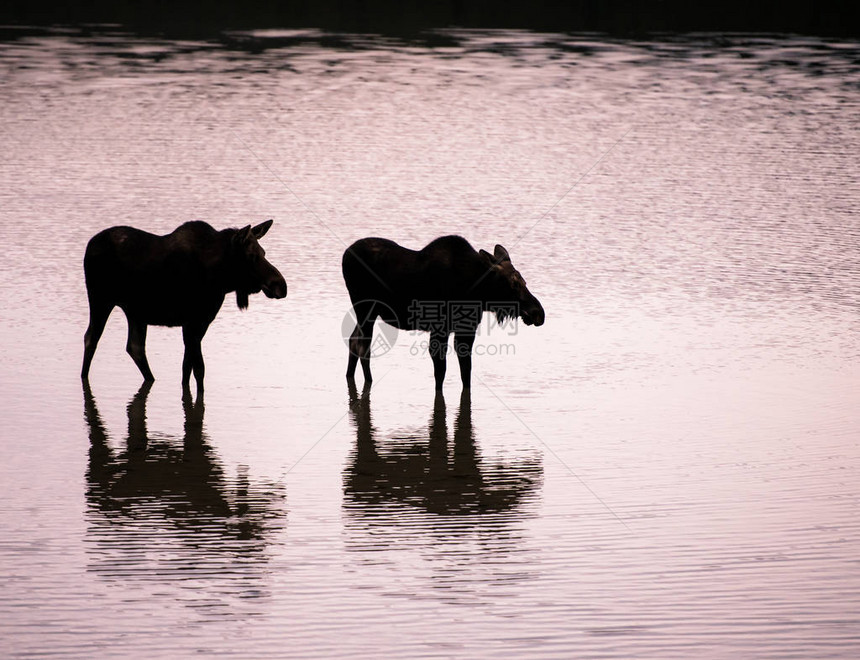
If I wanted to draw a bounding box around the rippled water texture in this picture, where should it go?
[1,28,859,658]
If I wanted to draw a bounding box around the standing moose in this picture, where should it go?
[81,220,287,391]
[342,235,545,390]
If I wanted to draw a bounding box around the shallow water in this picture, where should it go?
[1,28,859,658]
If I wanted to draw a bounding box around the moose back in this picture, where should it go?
[81,220,287,391]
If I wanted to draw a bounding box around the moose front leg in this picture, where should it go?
[182,325,207,393]
[429,331,449,391]
[454,331,477,390]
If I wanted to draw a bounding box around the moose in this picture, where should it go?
[342,235,545,390]
[81,220,287,391]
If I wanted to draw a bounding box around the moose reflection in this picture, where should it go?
[343,385,542,518]
[81,220,287,391]
[343,236,545,390]
[83,383,285,590]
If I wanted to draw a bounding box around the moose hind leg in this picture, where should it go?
[347,302,376,385]
[346,324,361,380]
[125,317,154,383]
[81,302,113,380]
[358,321,375,385]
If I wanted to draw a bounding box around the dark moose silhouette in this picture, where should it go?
[344,383,542,517]
[81,220,287,391]
[342,236,545,390]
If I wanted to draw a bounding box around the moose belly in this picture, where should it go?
[118,288,223,328]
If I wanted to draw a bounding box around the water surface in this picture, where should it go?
[1,28,859,658]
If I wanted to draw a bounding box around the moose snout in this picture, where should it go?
[521,302,545,327]
[263,274,288,299]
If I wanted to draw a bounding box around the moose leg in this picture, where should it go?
[125,316,155,383]
[454,331,477,390]
[347,303,376,384]
[346,324,361,381]
[429,331,449,391]
[347,323,374,383]
[81,302,113,380]
[182,325,206,393]
[357,320,375,384]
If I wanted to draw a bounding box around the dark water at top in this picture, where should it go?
[1,28,859,658]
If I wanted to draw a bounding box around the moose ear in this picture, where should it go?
[234,225,253,244]
[493,244,510,262]
[479,249,495,265]
[252,219,273,239]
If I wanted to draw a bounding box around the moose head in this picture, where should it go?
[478,244,545,327]
[232,219,288,310]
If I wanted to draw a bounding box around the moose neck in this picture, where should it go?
[472,273,510,311]
[212,229,252,308]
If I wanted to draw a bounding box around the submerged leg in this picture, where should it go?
[182,325,207,393]
[429,331,449,391]
[125,316,154,383]
[454,331,476,390]
[81,302,113,380]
